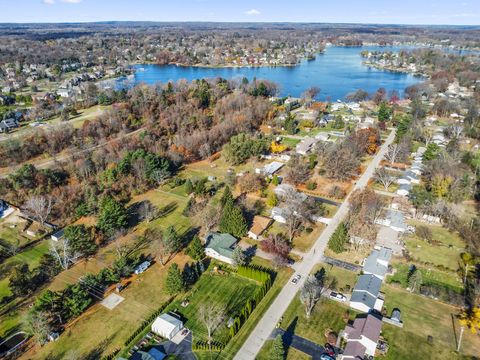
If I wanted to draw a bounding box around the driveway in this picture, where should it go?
[159,332,196,360]
[233,129,396,360]
[321,255,362,272]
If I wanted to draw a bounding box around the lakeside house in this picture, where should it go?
[204,232,238,265]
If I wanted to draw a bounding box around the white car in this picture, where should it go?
[329,291,347,302]
[134,261,151,274]
[291,274,301,284]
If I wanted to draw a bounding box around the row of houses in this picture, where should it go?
[396,146,426,197]
[341,247,395,360]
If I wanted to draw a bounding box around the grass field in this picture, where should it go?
[257,340,311,360]
[381,284,480,360]
[165,272,259,344]
[404,221,466,271]
[312,263,359,294]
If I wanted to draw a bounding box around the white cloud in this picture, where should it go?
[43,0,55,4]
[245,9,261,16]
[60,0,83,3]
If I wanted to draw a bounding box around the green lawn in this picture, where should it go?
[281,137,301,148]
[165,271,259,345]
[312,263,359,294]
[0,241,50,301]
[0,222,37,249]
[404,221,466,271]
[257,340,311,360]
[388,263,463,293]
[217,257,293,360]
[381,284,480,359]
[280,297,352,345]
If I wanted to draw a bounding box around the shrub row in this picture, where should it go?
[229,266,273,338]
[192,340,225,351]
[101,348,120,360]
[124,297,174,346]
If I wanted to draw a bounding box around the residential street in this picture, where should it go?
[233,128,396,360]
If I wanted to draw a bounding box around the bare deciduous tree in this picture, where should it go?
[198,303,225,346]
[374,168,396,190]
[385,143,401,164]
[24,195,53,226]
[50,238,79,270]
[300,274,325,318]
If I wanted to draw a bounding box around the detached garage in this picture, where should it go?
[151,313,183,340]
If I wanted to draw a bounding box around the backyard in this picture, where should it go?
[165,270,260,345]
[381,284,480,360]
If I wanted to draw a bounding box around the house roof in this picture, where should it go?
[363,247,392,277]
[205,232,238,258]
[345,313,383,343]
[249,216,272,236]
[386,209,407,231]
[353,274,382,298]
[342,340,367,359]
[263,161,284,175]
[350,289,378,310]
[152,313,183,335]
[274,183,295,196]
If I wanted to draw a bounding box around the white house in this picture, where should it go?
[271,207,289,224]
[274,184,296,198]
[396,183,411,197]
[204,232,238,265]
[151,313,183,340]
[362,247,392,280]
[350,274,384,313]
[255,161,284,177]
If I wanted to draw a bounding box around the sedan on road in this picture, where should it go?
[291,274,301,284]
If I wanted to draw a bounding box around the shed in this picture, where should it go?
[391,308,402,322]
[151,313,183,340]
[248,216,273,240]
[51,228,65,242]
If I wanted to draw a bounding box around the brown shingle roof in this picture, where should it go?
[249,216,273,236]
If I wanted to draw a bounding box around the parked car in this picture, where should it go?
[291,274,301,284]
[329,291,347,302]
[134,261,151,274]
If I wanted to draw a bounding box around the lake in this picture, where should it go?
[114,46,423,100]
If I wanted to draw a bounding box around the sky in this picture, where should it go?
[1,0,479,25]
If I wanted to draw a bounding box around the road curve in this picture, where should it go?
[233,128,396,360]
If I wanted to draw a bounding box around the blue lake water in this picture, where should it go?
[115,46,424,100]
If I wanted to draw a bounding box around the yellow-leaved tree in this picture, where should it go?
[459,307,480,333]
[270,141,287,153]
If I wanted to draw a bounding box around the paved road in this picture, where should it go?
[233,129,396,360]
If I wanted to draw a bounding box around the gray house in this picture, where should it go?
[363,247,392,280]
[350,274,384,313]
[0,118,19,133]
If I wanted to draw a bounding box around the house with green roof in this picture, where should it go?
[204,232,238,264]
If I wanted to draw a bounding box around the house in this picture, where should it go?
[271,207,291,224]
[274,183,296,198]
[363,247,392,280]
[396,183,411,197]
[296,137,319,155]
[51,228,65,242]
[350,274,384,313]
[130,348,166,360]
[151,313,183,340]
[256,161,284,177]
[204,232,238,264]
[284,97,301,110]
[375,209,408,232]
[57,87,72,98]
[341,313,383,359]
[248,216,272,240]
[0,118,19,133]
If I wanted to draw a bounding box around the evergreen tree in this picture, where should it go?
[232,246,247,267]
[378,101,392,122]
[163,225,181,253]
[64,225,96,256]
[97,196,128,237]
[219,202,247,238]
[220,186,234,208]
[328,222,348,253]
[408,268,423,293]
[185,235,205,261]
[185,179,194,194]
[269,334,285,360]
[165,263,185,295]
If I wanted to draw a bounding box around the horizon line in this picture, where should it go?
[0,20,479,27]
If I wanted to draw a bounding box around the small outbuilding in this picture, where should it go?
[151,313,183,340]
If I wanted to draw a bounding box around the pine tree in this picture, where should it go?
[219,202,247,237]
[220,186,233,208]
[408,268,423,293]
[165,263,185,295]
[328,222,348,253]
[269,334,285,360]
[97,196,128,237]
[186,235,205,261]
[163,225,180,253]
